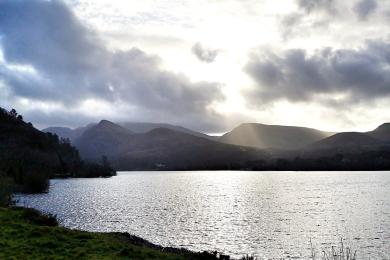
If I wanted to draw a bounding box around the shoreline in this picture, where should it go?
[0,206,233,259]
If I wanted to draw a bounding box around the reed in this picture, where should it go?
[311,238,357,260]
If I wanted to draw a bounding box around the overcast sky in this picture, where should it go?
[1,0,390,133]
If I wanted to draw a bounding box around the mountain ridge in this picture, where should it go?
[74,120,267,170]
[308,132,381,150]
[43,121,215,142]
[33,118,390,171]
[220,123,334,150]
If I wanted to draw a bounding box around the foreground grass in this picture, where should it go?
[0,207,219,260]
[0,207,360,260]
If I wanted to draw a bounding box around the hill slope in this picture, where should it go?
[74,120,133,159]
[0,108,116,193]
[0,108,81,192]
[368,123,390,141]
[43,127,76,141]
[220,123,333,150]
[309,132,380,150]
[43,125,93,142]
[119,122,216,140]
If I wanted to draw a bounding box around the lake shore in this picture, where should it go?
[0,206,230,260]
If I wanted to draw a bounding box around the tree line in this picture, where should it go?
[0,107,115,201]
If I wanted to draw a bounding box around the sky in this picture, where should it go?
[1,0,390,133]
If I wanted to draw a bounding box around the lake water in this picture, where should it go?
[17,171,390,259]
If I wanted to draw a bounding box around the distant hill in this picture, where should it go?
[75,120,133,159]
[367,123,390,142]
[309,132,381,150]
[44,122,215,142]
[43,125,93,142]
[118,122,216,140]
[74,121,266,170]
[43,127,77,141]
[220,123,333,150]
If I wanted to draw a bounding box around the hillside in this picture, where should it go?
[0,108,115,193]
[220,123,333,150]
[119,122,216,140]
[368,123,390,141]
[42,127,75,141]
[0,108,87,192]
[43,125,93,143]
[74,121,266,170]
[309,132,380,150]
[74,120,133,159]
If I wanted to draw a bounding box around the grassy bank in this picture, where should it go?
[0,207,221,260]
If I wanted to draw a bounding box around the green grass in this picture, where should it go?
[0,207,217,260]
[0,207,359,260]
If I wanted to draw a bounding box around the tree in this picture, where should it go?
[101,155,110,169]
[9,108,17,118]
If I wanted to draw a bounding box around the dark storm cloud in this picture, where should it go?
[0,0,224,129]
[245,40,390,105]
[354,0,378,20]
[191,43,220,63]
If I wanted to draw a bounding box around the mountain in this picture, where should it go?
[26,118,390,171]
[309,132,381,150]
[220,123,333,150]
[43,127,76,141]
[75,120,133,159]
[74,121,266,170]
[118,122,216,140]
[368,123,390,142]
[44,122,216,142]
[43,125,93,142]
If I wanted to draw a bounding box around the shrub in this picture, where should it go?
[19,207,58,226]
[0,177,13,206]
[22,171,49,193]
[80,162,116,178]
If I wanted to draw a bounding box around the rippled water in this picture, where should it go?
[17,171,390,259]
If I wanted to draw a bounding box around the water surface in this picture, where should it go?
[18,171,390,259]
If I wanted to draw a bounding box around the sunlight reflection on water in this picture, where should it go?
[17,171,390,259]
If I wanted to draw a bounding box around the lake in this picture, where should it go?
[17,171,390,259]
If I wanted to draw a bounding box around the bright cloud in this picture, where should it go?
[1,0,390,132]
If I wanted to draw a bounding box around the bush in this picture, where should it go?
[19,207,58,226]
[22,172,49,193]
[80,162,116,178]
[0,177,13,206]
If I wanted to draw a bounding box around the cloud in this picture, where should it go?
[296,0,336,14]
[279,0,339,41]
[354,0,377,20]
[244,40,390,106]
[0,0,225,131]
[191,43,220,63]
